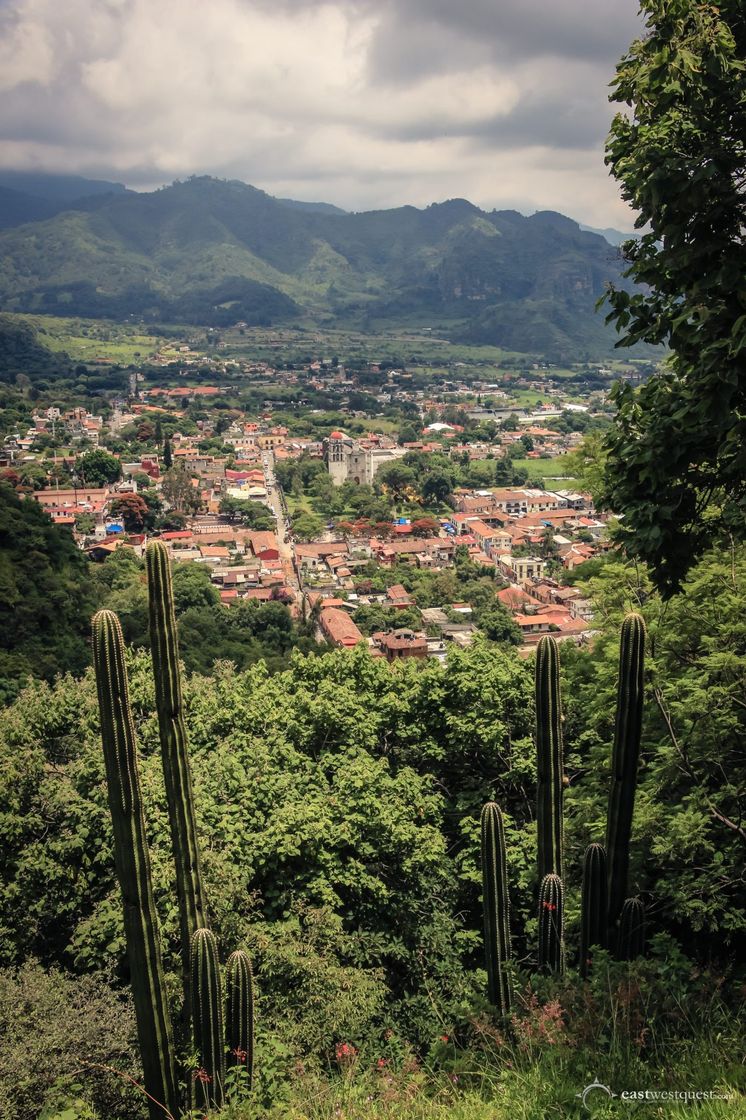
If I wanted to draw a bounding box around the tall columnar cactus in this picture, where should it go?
[538,873,565,974]
[146,540,209,990]
[617,898,646,961]
[535,636,564,883]
[226,950,256,1089]
[579,843,607,978]
[606,613,646,928]
[480,802,513,1015]
[191,928,226,1109]
[91,610,179,1120]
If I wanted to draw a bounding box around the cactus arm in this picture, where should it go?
[579,843,607,978]
[92,610,180,1120]
[226,950,256,1090]
[606,613,646,927]
[191,928,226,1109]
[538,873,565,974]
[480,802,513,1015]
[535,636,564,882]
[146,540,209,986]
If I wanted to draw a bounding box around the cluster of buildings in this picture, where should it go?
[4,407,104,456]
[11,374,608,657]
[286,476,606,656]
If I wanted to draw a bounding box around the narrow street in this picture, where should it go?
[262,449,301,603]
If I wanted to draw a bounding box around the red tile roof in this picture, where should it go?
[320,606,364,647]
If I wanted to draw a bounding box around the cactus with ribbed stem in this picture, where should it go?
[226,950,256,1090]
[191,928,226,1109]
[480,802,513,1015]
[535,636,564,883]
[618,897,646,960]
[538,873,565,974]
[606,613,646,929]
[579,843,607,978]
[146,540,209,992]
[91,610,179,1120]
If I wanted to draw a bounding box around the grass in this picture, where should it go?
[285,494,314,517]
[509,454,581,489]
[209,1049,743,1120]
[12,313,168,363]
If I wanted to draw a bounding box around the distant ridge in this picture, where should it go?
[0,174,644,359]
[276,197,348,216]
[0,171,129,202]
[578,222,638,247]
[0,171,133,231]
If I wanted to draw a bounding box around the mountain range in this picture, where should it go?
[0,174,636,359]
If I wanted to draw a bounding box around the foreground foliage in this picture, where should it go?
[602,0,746,594]
[4,950,743,1120]
[1,543,744,1117]
[0,484,99,703]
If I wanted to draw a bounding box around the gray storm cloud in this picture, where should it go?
[0,0,643,227]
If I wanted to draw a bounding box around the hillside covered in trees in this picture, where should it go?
[0,177,635,358]
[0,532,743,1118]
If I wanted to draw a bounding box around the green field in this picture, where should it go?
[509,454,582,489]
[6,313,652,389]
[13,313,170,364]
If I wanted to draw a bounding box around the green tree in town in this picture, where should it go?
[376,462,417,503]
[478,605,522,646]
[77,449,122,487]
[219,495,275,530]
[421,470,454,506]
[109,493,149,533]
[161,464,201,514]
[171,563,220,613]
[601,0,746,595]
[292,511,325,541]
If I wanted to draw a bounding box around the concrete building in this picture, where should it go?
[325,431,407,486]
[373,629,428,662]
[498,554,547,582]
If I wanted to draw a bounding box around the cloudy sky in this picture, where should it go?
[0,0,643,227]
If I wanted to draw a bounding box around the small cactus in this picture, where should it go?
[535,636,564,883]
[92,610,179,1120]
[579,843,607,978]
[606,613,646,928]
[480,802,513,1014]
[226,950,256,1090]
[618,897,646,960]
[191,928,226,1109]
[538,873,565,974]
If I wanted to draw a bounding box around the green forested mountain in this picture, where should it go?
[0,484,98,701]
[0,176,631,357]
[0,172,131,231]
[0,313,71,381]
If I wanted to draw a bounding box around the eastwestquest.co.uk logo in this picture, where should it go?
[577,1078,732,1110]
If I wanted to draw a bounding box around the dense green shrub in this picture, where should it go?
[561,548,746,952]
[0,642,535,1051]
[0,961,143,1120]
[0,484,100,702]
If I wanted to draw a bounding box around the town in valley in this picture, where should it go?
[2,318,643,664]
